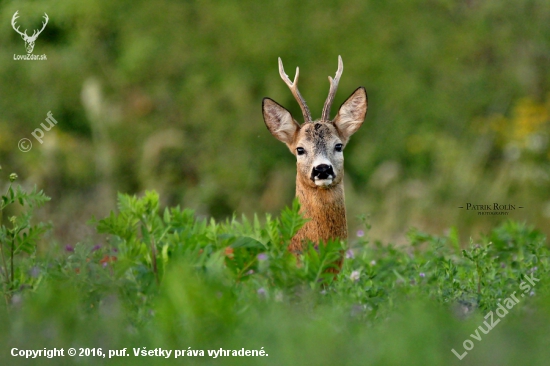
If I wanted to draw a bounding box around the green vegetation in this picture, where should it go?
[1,0,550,364]
[0,169,50,305]
[1,170,549,365]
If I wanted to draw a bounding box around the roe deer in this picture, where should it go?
[262,56,368,258]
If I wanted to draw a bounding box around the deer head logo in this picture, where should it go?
[11,11,49,54]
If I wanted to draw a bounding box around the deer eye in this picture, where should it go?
[296,147,306,155]
[335,143,343,152]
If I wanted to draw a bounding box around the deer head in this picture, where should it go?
[11,11,49,54]
[262,56,367,191]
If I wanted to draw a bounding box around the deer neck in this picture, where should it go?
[290,176,348,252]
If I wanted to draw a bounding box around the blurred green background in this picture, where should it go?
[1,0,549,245]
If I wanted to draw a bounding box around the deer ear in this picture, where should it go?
[333,87,368,142]
[262,98,300,145]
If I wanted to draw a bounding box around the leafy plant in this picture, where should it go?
[0,169,51,304]
[94,193,310,288]
[1,185,550,365]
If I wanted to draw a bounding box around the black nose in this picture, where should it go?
[311,164,334,180]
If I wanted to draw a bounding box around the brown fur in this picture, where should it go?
[290,179,347,253]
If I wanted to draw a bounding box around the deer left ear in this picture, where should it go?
[333,87,368,142]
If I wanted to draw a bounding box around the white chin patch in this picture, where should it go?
[314,178,333,187]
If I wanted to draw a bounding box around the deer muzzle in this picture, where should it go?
[311,164,335,186]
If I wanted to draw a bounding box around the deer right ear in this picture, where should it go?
[262,98,300,145]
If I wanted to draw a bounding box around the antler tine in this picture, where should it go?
[31,13,49,39]
[321,55,344,122]
[278,57,312,123]
[11,11,28,37]
[41,13,49,31]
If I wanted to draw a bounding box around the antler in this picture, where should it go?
[11,11,27,37]
[29,13,48,40]
[321,55,344,122]
[11,11,48,40]
[278,58,312,123]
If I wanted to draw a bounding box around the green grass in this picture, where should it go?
[1,177,550,365]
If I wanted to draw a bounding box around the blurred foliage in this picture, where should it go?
[0,188,549,365]
[2,0,550,364]
[0,0,549,244]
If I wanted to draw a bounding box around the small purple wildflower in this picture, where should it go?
[65,245,74,252]
[419,272,425,278]
[356,230,365,238]
[92,244,101,252]
[257,288,266,297]
[257,253,268,261]
[345,249,355,259]
[29,266,40,278]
